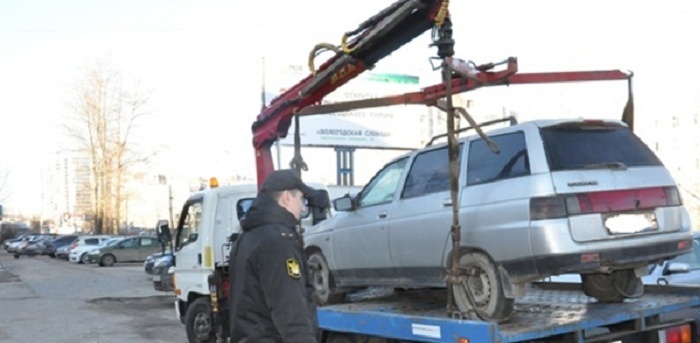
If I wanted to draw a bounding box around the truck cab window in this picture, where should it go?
[176,200,203,250]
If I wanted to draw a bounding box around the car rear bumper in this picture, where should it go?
[503,237,694,283]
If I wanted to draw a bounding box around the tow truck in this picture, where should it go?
[167,0,700,342]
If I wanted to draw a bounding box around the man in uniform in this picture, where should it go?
[229,169,319,343]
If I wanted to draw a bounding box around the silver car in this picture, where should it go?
[304,118,694,321]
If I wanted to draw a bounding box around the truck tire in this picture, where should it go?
[308,251,344,305]
[452,252,514,322]
[185,297,214,343]
[582,269,643,303]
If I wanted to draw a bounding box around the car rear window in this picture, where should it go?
[541,125,662,171]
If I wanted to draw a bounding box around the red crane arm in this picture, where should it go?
[251,0,449,186]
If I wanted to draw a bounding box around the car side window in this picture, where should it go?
[119,239,135,249]
[140,238,155,247]
[402,145,462,199]
[85,238,99,245]
[358,158,408,207]
[467,132,530,186]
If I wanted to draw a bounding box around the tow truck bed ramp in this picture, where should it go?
[317,282,700,342]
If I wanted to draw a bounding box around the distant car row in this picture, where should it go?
[2,232,174,292]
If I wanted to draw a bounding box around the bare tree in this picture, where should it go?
[0,163,10,204]
[64,57,152,234]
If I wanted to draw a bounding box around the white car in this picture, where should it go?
[68,237,118,264]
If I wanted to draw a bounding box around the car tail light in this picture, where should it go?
[530,196,567,220]
[664,186,682,206]
[664,323,692,343]
[531,186,681,220]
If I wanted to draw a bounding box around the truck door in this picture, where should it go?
[174,197,205,286]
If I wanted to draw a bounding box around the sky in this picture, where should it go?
[0,0,698,214]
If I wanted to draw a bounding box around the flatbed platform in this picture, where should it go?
[317,282,700,342]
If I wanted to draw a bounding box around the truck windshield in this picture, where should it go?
[175,199,203,250]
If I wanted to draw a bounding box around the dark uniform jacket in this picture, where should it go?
[229,193,318,343]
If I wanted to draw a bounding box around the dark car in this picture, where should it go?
[152,254,174,292]
[144,251,170,275]
[44,235,79,258]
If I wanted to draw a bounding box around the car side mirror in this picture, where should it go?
[236,198,255,221]
[156,220,171,245]
[665,262,691,275]
[333,195,355,212]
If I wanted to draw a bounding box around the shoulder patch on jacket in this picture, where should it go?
[286,258,301,279]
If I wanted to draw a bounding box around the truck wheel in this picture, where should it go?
[308,251,343,305]
[582,269,643,303]
[100,254,116,267]
[185,297,214,343]
[452,252,514,322]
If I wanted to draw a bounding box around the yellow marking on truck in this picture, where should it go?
[204,246,212,268]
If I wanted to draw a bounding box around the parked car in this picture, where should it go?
[43,235,79,257]
[144,251,170,275]
[58,235,112,261]
[303,118,694,321]
[151,254,174,292]
[4,234,40,253]
[13,234,57,257]
[69,238,119,264]
[86,235,162,267]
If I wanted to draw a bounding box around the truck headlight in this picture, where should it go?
[167,266,175,274]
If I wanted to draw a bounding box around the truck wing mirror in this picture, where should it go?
[156,220,171,245]
[333,195,355,212]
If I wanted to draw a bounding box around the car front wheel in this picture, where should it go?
[307,250,344,305]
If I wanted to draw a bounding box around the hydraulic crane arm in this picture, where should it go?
[251,0,448,185]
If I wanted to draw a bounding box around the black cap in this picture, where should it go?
[260,169,314,196]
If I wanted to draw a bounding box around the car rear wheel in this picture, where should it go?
[581,269,643,303]
[307,251,344,305]
[452,252,514,322]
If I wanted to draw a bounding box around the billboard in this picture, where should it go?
[262,58,425,149]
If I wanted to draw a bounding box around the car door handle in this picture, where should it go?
[442,198,453,207]
[378,211,388,219]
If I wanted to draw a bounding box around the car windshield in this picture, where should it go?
[541,125,662,171]
[105,239,120,246]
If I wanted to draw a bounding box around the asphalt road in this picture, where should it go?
[0,250,186,343]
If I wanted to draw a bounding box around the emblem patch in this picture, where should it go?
[286,259,301,279]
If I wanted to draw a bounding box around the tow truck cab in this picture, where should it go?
[162,178,358,341]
